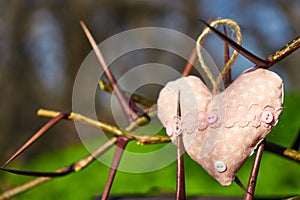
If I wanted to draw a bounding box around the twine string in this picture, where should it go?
[196,19,242,94]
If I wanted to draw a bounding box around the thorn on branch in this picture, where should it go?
[80,21,142,123]
[2,112,69,167]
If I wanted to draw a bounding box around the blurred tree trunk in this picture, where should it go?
[0,1,42,161]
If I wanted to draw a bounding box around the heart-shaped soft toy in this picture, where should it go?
[157,67,283,186]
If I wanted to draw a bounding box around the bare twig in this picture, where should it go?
[80,21,143,120]
[101,137,129,200]
[0,177,51,200]
[244,142,265,200]
[200,19,270,67]
[80,21,151,199]
[181,48,197,77]
[265,141,300,162]
[0,102,163,199]
[98,80,155,107]
[267,36,300,65]
[2,113,69,167]
[0,137,118,200]
[80,21,139,122]
[182,18,213,77]
[176,134,186,200]
[37,109,170,145]
[285,196,300,200]
[200,20,300,68]
[175,93,186,200]
[234,177,247,192]
[223,26,231,87]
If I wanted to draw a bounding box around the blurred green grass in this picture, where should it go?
[0,93,299,199]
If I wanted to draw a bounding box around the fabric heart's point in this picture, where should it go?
[157,67,283,186]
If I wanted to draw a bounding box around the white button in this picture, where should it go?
[206,113,218,124]
[261,111,274,124]
[214,161,227,173]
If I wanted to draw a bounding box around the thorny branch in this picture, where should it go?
[37,109,169,145]
[244,142,265,200]
[80,20,150,200]
[1,19,300,200]
[0,103,167,200]
[0,137,118,200]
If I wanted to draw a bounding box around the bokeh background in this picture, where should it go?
[0,1,299,199]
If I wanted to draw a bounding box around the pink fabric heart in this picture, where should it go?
[157,67,283,186]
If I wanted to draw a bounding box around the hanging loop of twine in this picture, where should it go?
[196,19,242,94]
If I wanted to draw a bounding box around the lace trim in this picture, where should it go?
[164,104,283,137]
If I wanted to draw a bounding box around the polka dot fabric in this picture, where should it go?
[157,67,283,186]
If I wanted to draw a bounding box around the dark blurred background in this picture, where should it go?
[0,0,299,166]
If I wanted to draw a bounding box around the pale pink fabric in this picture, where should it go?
[157,67,283,186]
